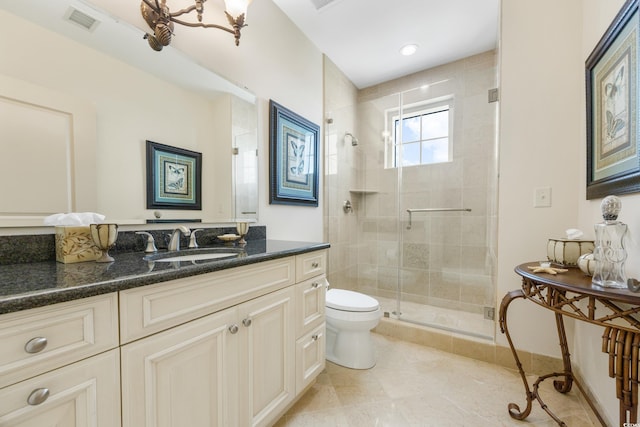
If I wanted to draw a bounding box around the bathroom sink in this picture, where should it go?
[153,253,239,262]
[145,248,243,263]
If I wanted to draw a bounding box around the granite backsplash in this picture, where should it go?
[0,225,266,265]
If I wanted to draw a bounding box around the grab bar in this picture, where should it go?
[406,208,471,229]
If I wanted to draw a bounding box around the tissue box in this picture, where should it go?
[547,238,594,267]
[55,226,102,263]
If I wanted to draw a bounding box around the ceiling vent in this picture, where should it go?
[309,0,342,11]
[64,7,100,32]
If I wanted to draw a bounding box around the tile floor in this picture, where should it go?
[275,333,601,427]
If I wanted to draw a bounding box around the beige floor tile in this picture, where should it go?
[278,333,600,427]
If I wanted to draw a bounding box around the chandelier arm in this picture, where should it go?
[140,0,158,11]
[168,4,199,18]
[168,17,236,35]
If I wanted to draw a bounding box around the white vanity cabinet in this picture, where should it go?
[0,293,121,426]
[120,250,327,427]
[0,248,327,427]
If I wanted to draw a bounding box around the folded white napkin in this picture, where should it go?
[565,228,584,240]
[44,212,106,226]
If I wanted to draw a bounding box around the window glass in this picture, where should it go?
[390,101,451,167]
[421,110,448,140]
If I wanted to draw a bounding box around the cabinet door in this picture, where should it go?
[295,275,327,337]
[296,322,326,392]
[239,287,295,427]
[121,308,239,427]
[0,349,121,427]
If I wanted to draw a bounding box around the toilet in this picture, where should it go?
[325,288,382,369]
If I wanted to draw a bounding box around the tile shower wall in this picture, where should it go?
[324,51,498,317]
[323,57,360,290]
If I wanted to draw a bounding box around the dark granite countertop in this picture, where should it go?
[0,240,329,315]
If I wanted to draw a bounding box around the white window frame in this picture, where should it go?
[384,96,454,168]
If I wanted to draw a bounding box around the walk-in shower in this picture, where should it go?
[324,50,499,340]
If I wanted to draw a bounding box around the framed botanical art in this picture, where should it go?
[586,0,640,199]
[269,100,320,206]
[146,140,202,210]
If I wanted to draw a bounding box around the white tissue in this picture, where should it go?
[44,212,106,226]
[565,228,584,240]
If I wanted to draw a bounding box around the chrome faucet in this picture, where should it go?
[168,225,191,251]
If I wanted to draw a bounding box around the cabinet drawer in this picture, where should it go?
[121,308,240,427]
[295,275,327,337]
[295,250,327,282]
[295,323,325,393]
[120,257,295,343]
[0,293,119,388]
[0,349,121,426]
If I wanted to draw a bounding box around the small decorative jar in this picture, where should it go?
[546,239,594,267]
[577,253,596,276]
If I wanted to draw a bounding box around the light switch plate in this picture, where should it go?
[534,187,552,207]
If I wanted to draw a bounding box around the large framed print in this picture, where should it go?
[146,140,202,210]
[269,100,320,206]
[586,0,640,199]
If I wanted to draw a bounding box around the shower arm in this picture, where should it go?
[406,208,472,229]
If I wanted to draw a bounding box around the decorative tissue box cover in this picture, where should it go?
[546,238,594,267]
[55,226,101,263]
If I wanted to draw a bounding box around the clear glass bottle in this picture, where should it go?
[592,195,628,288]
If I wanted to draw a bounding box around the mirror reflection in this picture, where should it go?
[0,0,258,227]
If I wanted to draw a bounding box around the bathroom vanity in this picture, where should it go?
[0,240,328,427]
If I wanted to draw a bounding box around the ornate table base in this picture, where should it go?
[503,264,640,427]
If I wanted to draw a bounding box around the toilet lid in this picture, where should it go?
[326,289,379,312]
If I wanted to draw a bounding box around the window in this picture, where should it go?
[388,100,452,167]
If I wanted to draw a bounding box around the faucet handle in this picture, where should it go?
[135,231,158,253]
[189,229,204,249]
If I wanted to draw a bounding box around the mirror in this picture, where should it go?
[0,0,258,227]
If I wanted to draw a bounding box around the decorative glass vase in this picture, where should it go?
[592,196,627,288]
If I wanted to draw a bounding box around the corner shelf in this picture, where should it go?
[349,189,378,195]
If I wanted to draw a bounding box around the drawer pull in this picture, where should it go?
[311,262,319,268]
[311,282,320,289]
[242,318,252,327]
[228,324,239,334]
[27,388,49,406]
[312,334,319,341]
[24,337,48,354]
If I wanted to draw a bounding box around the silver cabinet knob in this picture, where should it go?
[27,388,49,405]
[228,324,239,334]
[24,337,48,354]
[242,318,252,327]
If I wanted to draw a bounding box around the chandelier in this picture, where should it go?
[140,0,252,51]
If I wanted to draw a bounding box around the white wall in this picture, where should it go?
[498,0,583,356]
[501,0,640,422]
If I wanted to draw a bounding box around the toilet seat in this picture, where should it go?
[326,289,379,312]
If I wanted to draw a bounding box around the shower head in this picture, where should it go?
[345,132,359,146]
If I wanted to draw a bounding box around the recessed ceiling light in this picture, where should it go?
[400,44,418,56]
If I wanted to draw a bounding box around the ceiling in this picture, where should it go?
[272,0,500,89]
